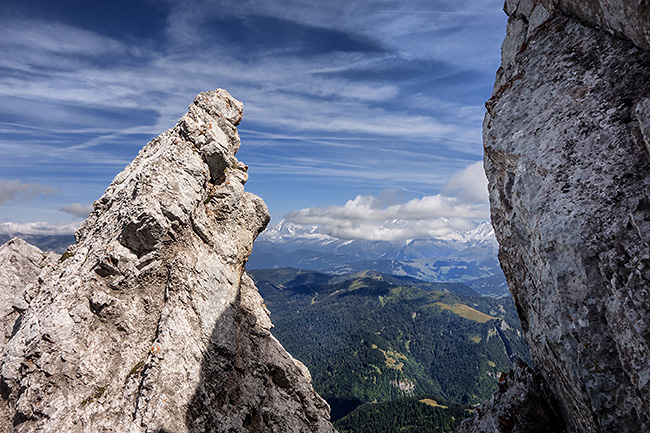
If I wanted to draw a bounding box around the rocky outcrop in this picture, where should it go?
[478,0,650,432]
[0,90,335,432]
[457,359,566,433]
[0,239,58,350]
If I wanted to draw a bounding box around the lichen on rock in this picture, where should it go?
[0,89,335,432]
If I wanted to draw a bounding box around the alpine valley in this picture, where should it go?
[249,267,529,428]
[244,220,530,431]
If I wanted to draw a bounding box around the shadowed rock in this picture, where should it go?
[458,359,566,433]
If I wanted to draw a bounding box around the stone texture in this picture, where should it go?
[0,89,335,432]
[504,0,650,51]
[0,239,58,350]
[479,1,650,432]
[457,359,566,433]
[541,0,650,51]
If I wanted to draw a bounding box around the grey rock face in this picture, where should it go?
[481,1,650,432]
[457,359,566,433]
[0,239,58,350]
[540,0,650,52]
[0,90,335,432]
[504,0,650,51]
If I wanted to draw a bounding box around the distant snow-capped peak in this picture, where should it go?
[261,219,334,241]
[260,219,496,247]
[461,221,496,242]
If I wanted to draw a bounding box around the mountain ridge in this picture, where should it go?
[249,219,509,297]
[249,267,530,423]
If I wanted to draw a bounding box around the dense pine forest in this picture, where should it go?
[334,395,471,433]
[250,268,529,427]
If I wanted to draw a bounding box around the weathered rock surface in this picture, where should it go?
[0,90,335,432]
[0,239,58,350]
[537,0,650,51]
[476,0,650,432]
[457,359,566,433]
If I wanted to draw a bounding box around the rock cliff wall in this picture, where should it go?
[0,90,335,432]
[463,1,650,432]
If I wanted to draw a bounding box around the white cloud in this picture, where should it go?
[59,203,93,218]
[163,0,504,68]
[0,1,494,174]
[0,221,80,236]
[0,20,126,57]
[0,24,479,154]
[284,161,489,241]
[0,179,57,204]
[440,160,488,203]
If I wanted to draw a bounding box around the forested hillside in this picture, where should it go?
[249,268,529,422]
[334,395,471,433]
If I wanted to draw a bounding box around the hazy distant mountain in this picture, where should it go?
[256,220,495,260]
[248,220,510,297]
[0,234,74,254]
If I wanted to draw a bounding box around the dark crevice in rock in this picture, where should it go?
[458,359,567,433]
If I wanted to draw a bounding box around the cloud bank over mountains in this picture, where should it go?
[0,221,80,236]
[1,161,490,240]
[285,161,490,241]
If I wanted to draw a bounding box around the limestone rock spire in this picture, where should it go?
[0,89,335,432]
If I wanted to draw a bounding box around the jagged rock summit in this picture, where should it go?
[0,90,335,432]
[462,1,650,432]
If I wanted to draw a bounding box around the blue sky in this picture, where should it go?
[0,0,507,239]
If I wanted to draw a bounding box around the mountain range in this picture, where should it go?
[248,220,509,297]
[2,219,509,298]
[0,234,74,254]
